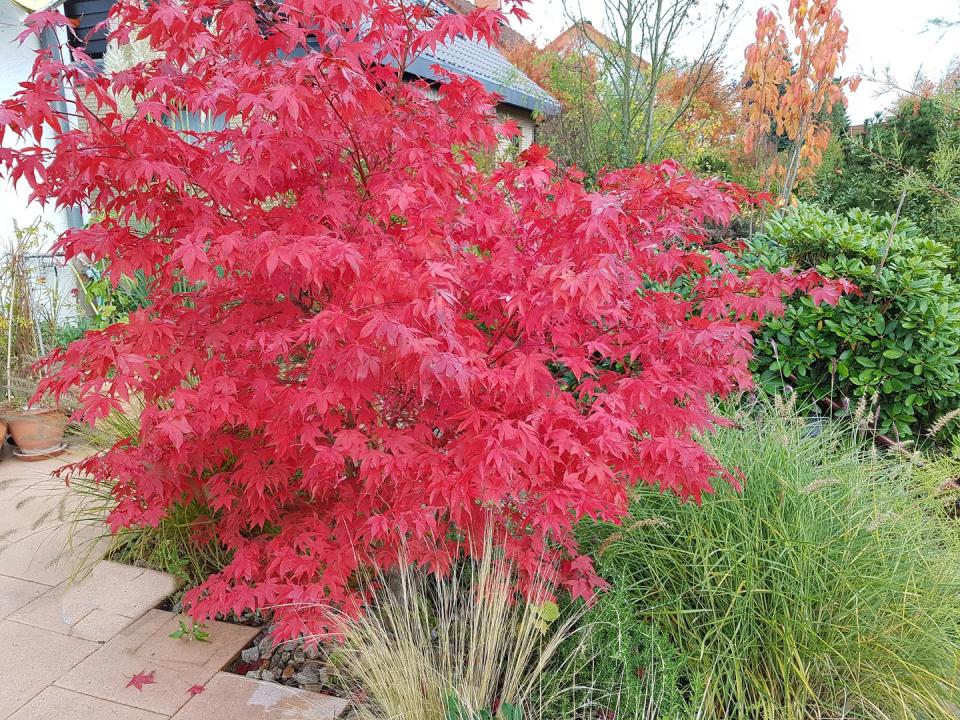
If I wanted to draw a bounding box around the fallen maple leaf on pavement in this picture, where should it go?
[187,684,206,696]
[126,670,156,691]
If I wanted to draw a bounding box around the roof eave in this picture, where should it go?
[404,55,561,115]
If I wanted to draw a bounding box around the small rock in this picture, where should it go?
[281,665,295,679]
[245,670,262,680]
[282,640,299,653]
[304,646,321,660]
[301,683,326,693]
[241,646,260,664]
[293,670,321,685]
[257,635,274,657]
[293,649,306,665]
[260,670,276,682]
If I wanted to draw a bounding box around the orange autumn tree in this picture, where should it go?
[660,63,740,171]
[742,0,859,203]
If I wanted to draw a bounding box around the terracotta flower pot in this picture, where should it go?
[4,407,67,454]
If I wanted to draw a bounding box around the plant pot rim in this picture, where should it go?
[3,406,65,419]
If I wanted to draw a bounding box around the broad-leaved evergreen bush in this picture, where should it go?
[750,204,960,438]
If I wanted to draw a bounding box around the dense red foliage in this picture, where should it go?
[1,0,846,637]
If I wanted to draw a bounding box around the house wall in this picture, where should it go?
[423,85,536,152]
[0,2,71,243]
[1,4,82,328]
[498,104,536,151]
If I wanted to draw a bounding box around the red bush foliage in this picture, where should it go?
[1,0,846,637]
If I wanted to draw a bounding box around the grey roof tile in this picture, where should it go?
[405,1,560,114]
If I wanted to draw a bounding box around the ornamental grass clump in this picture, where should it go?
[329,535,579,720]
[63,400,230,591]
[581,400,960,720]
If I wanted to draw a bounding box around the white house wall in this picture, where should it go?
[0,1,71,243]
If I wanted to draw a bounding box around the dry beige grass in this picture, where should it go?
[330,534,579,720]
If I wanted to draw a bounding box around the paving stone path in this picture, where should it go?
[0,452,348,720]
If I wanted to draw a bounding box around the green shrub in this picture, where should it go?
[749,203,960,439]
[78,262,151,328]
[578,399,960,720]
[812,96,960,248]
[545,587,701,720]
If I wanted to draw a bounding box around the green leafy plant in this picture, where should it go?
[445,695,522,720]
[750,203,960,439]
[578,397,960,720]
[75,261,151,329]
[544,587,701,720]
[813,90,960,247]
[169,619,209,642]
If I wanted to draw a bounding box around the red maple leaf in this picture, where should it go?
[186,683,205,696]
[126,670,156,692]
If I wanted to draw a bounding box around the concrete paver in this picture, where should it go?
[170,672,349,720]
[6,686,168,720]
[10,560,178,642]
[0,574,47,620]
[0,452,350,720]
[0,464,75,543]
[0,520,110,586]
[55,609,259,716]
[0,619,98,719]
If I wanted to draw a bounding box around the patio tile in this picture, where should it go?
[10,560,178,642]
[0,520,110,586]
[0,619,97,719]
[55,609,259,716]
[0,574,48,619]
[6,686,168,720]
[0,474,65,543]
[170,672,348,720]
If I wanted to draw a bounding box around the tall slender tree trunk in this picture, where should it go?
[642,0,664,162]
[780,112,811,205]
[621,0,635,166]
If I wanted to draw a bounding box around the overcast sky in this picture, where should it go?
[508,0,960,124]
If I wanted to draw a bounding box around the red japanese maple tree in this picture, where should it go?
[1,0,845,637]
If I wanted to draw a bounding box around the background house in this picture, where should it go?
[1,0,556,328]
[1,0,82,328]
[2,0,557,242]
[56,0,559,149]
[547,19,648,70]
[407,1,559,149]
